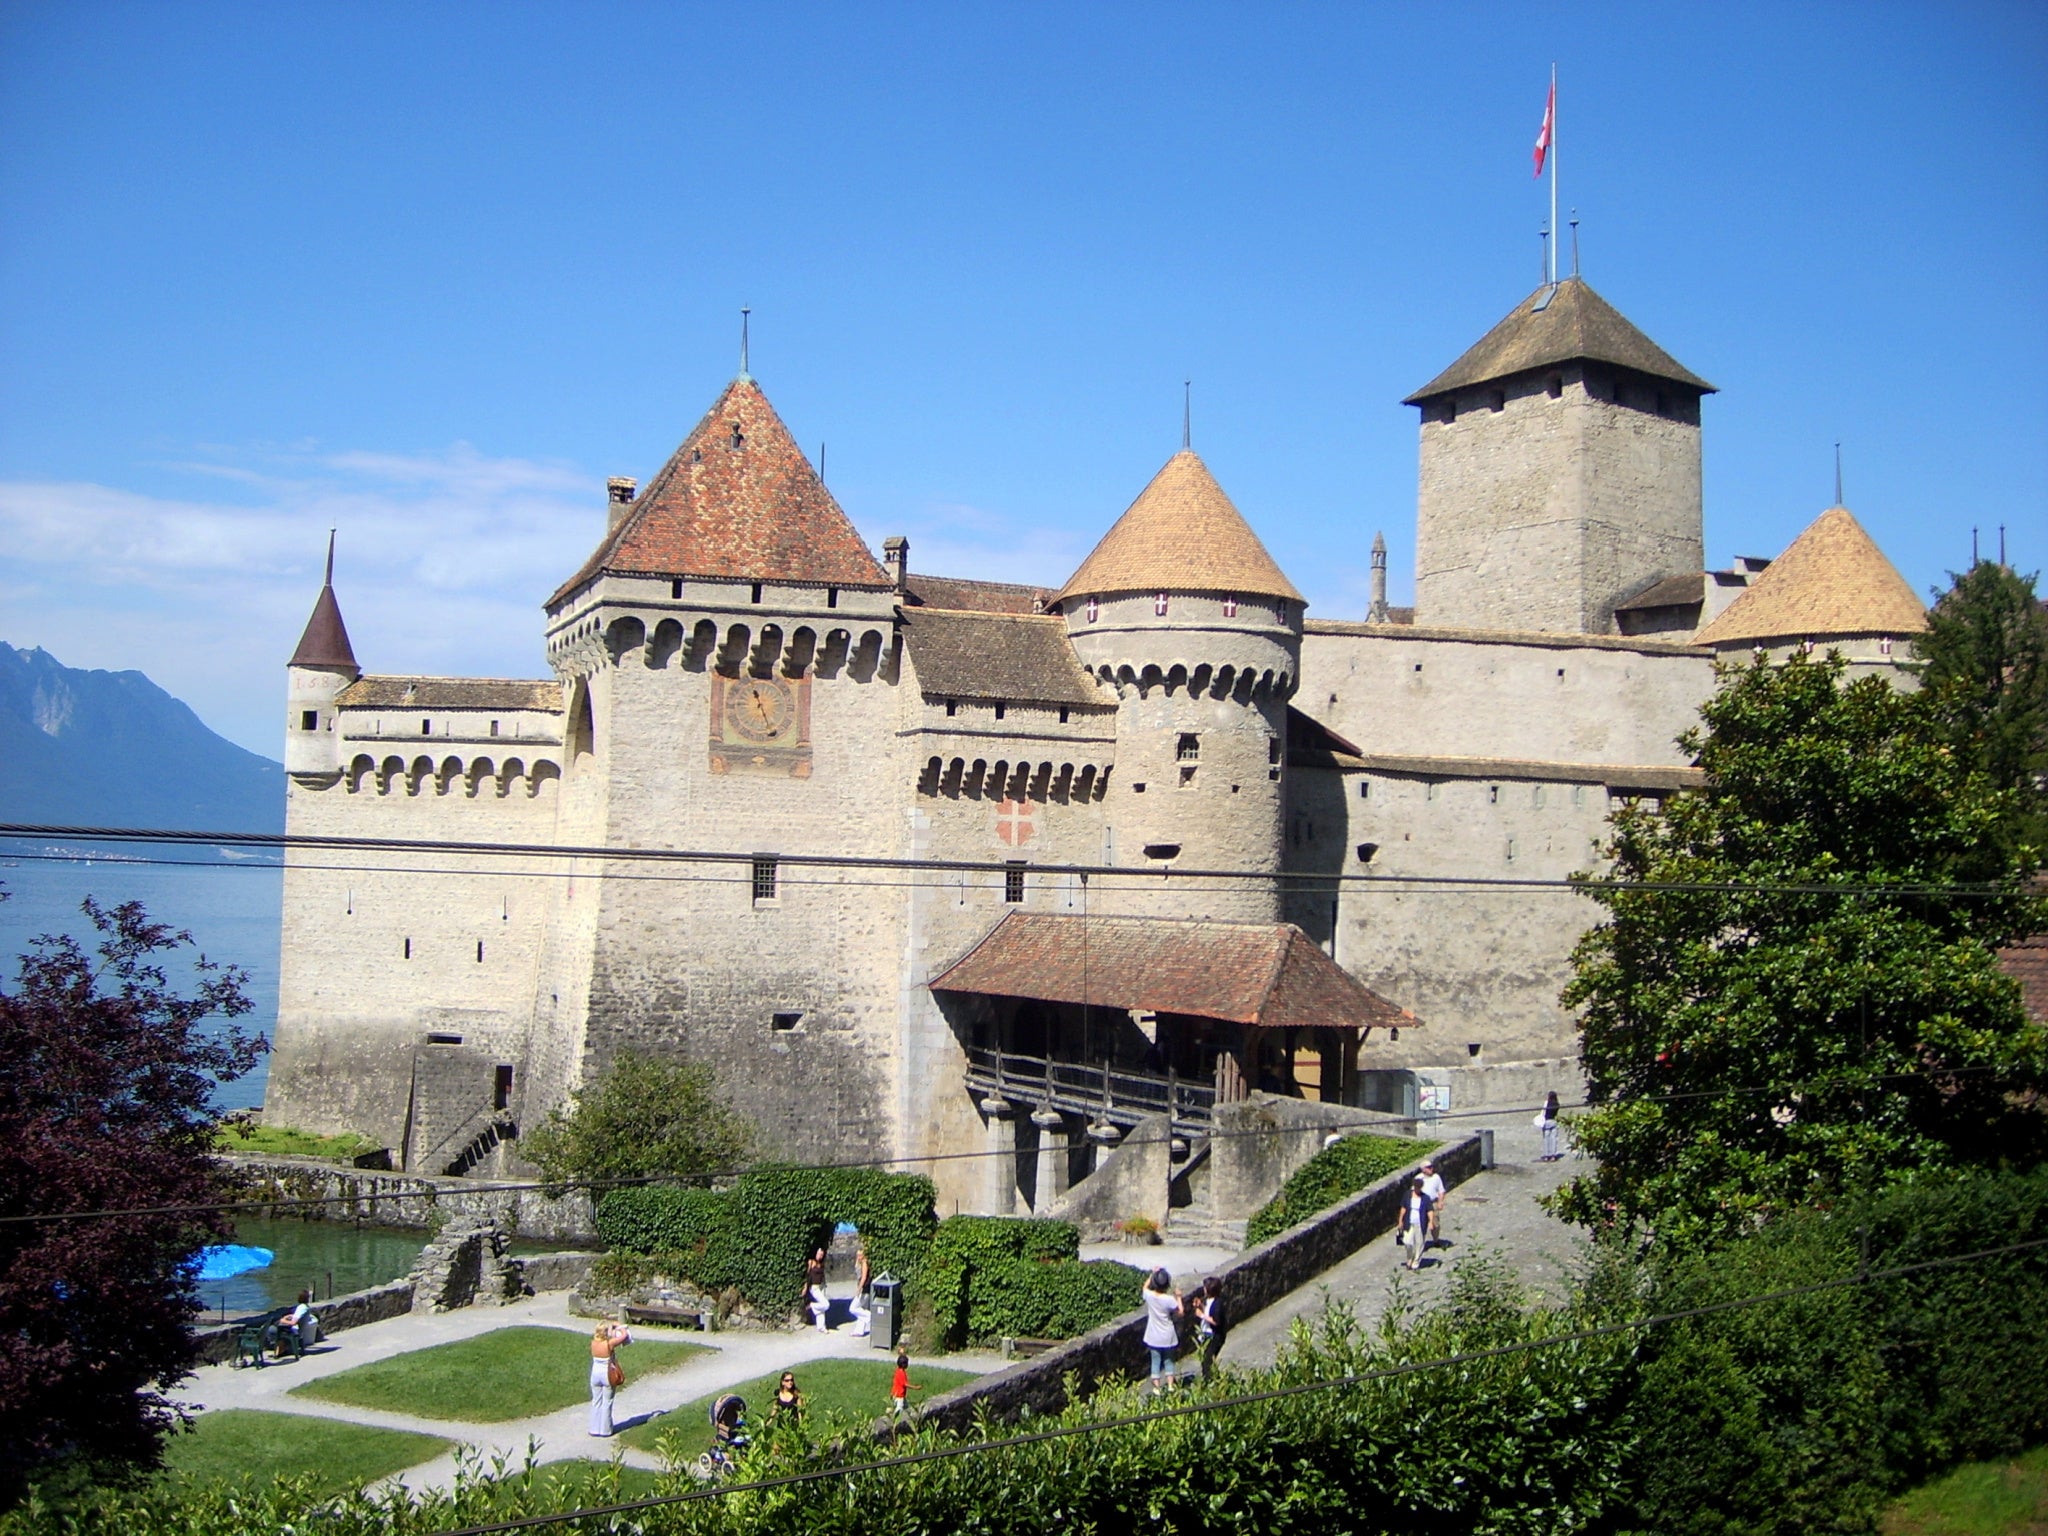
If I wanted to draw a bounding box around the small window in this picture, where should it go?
[1489,388,1506,412]
[1546,373,1563,399]
[421,718,431,735]
[771,1011,804,1032]
[427,1031,462,1045]
[1267,739,1280,765]
[1179,764,1196,788]
[1358,780,1370,800]
[1413,662,1423,673]
[490,719,500,736]
[1443,399,1458,424]
[1879,635,1893,657]
[1058,707,1069,724]
[1487,785,1499,804]
[994,703,1006,720]
[1004,862,1026,903]
[1085,597,1099,623]
[730,424,745,449]
[404,937,413,960]
[1143,843,1181,860]
[752,855,778,903]
[476,940,485,963]
[1154,592,1170,617]
[1655,391,1670,416]
[1505,837,1517,862]
[1426,782,1440,802]
[751,582,763,604]
[827,587,839,609]
[1357,842,1379,864]
[946,699,958,717]
[1572,784,1585,807]
[1132,782,1147,794]
[1177,733,1200,761]
[300,709,318,731]
[1532,785,1546,808]
[1222,594,1238,618]
[494,1064,514,1109]
[671,578,683,599]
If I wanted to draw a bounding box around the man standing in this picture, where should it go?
[1420,1158,1447,1249]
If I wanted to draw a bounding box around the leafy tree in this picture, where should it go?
[0,895,264,1503]
[1916,559,2048,861]
[522,1050,751,1191]
[1552,652,2048,1250]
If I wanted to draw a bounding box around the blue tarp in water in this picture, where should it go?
[192,1244,273,1282]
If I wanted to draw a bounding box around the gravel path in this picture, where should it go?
[1218,1117,1590,1368]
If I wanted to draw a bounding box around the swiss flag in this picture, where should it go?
[1533,80,1554,177]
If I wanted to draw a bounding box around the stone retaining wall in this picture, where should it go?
[218,1152,598,1243]
[192,1278,416,1365]
[902,1134,1482,1436]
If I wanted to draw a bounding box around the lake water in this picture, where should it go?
[0,855,281,1109]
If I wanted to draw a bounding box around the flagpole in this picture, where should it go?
[1549,63,1558,285]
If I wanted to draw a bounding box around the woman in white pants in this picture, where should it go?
[588,1321,630,1437]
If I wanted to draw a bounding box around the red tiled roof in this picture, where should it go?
[904,573,1054,614]
[1998,934,2048,1027]
[928,913,1414,1034]
[550,377,890,605]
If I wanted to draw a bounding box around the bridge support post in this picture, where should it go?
[980,1094,1018,1215]
[1031,1103,1069,1215]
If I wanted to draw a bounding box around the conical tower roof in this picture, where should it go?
[1404,276,1715,403]
[1693,506,1927,646]
[1053,450,1303,607]
[288,537,359,672]
[550,376,890,604]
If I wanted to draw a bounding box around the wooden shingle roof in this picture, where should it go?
[289,584,357,672]
[1405,277,1714,403]
[900,609,1107,707]
[550,377,890,604]
[1053,450,1304,607]
[928,913,1414,1033]
[1693,506,1927,646]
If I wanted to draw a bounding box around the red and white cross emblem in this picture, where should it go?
[996,798,1037,846]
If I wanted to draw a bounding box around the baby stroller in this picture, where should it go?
[696,1393,749,1479]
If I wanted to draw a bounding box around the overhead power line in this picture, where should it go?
[423,1232,2048,1536]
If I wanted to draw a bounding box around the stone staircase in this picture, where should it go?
[1163,1200,1248,1252]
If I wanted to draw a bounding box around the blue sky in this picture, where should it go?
[2,2,2043,756]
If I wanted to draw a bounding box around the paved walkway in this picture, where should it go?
[177,1289,1004,1490]
[1219,1118,1589,1368]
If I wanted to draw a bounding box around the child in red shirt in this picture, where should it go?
[891,1351,919,1418]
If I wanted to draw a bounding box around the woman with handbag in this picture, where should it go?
[588,1320,631,1437]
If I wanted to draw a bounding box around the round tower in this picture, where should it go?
[285,533,359,781]
[1053,450,1304,922]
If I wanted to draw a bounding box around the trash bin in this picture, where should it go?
[1478,1129,1495,1169]
[869,1274,901,1350]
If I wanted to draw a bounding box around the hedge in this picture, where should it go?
[923,1215,1087,1348]
[594,1166,936,1317]
[964,1257,1146,1343]
[1244,1132,1436,1245]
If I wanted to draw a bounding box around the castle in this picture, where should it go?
[264,275,1929,1216]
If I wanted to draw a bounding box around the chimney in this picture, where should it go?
[1367,531,1391,623]
[882,535,909,594]
[606,477,638,532]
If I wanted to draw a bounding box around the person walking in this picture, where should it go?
[891,1351,920,1418]
[805,1248,830,1332]
[1419,1158,1447,1248]
[1536,1091,1563,1161]
[588,1320,631,1437]
[1141,1267,1183,1393]
[1193,1276,1228,1380]
[770,1371,804,1427]
[1396,1176,1433,1271]
[850,1239,873,1337]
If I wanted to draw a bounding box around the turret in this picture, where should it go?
[1053,450,1303,922]
[285,533,359,781]
[1368,530,1391,622]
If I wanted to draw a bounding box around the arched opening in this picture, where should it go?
[566,680,595,763]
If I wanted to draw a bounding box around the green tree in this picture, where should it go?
[1916,559,2048,861]
[1552,652,2048,1251]
[521,1051,752,1190]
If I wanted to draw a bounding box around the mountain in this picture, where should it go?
[0,643,283,844]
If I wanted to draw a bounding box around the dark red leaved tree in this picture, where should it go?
[0,895,265,1502]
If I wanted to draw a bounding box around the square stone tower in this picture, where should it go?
[1406,278,1714,635]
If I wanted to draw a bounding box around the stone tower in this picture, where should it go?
[1406,277,1715,635]
[1053,450,1303,922]
[284,533,359,781]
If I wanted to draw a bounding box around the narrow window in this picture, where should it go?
[1004,862,1026,903]
[1413,662,1423,673]
[1442,399,1457,424]
[994,703,1006,720]
[1177,733,1200,761]
[752,855,778,903]
[827,587,839,609]
[1505,837,1517,862]
[1546,372,1563,399]
[421,718,432,735]
[1489,388,1506,412]
[1572,784,1585,807]
[1532,784,1546,808]
[490,719,500,737]
[476,940,485,963]
[1358,780,1370,800]
[1142,843,1181,860]
[1132,782,1147,794]
[1879,635,1893,657]
[751,582,763,604]
[1267,739,1280,764]
[730,424,745,449]
[1058,707,1070,724]
[1487,785,1499,804]
[671,578,683,599]
[494,1065,514,1109]
[427,1031,462,1045]
[771,1011,804,1032]
[1222,594,1238,618]
[1356,842,1378,864]
[1154,592,1169,617]
[300,709,318,731]
[1426,782,1440,802]
[404,937,413,959]
[946,699,958,717]
[1179,764,1197,788]
[1085,597,1099,623]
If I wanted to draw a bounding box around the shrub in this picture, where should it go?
[1244,1133,1435,1245]
[965,1258,1144,1343]
[923,1215,1081,1347]
[1115,1215,1160,1242]
[594,1166,936,1318]
[522,1052,752,1191]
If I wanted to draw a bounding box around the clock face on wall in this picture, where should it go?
[710,673,812,776]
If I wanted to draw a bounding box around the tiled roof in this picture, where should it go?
[900,610,1107,707]
[1341,752,1702,792]
[1053,450,1304,607]
[1693,506,1928,646]
[1405,277,1715,403]
[550,376,890,604]
[1997,933,2048,1027]
[904,573,1055,614]
[1305,618,1707,657]
[338,677,563,711]
[1286,707,1368,769]
[289,585,358,672]
[1615,572,1706,612]
[928,913,1414,1033]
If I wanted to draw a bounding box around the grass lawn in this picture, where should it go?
[1881,1444,2048,1534]
[620,1356,982,1462]
[291,1326,709,1423]
[159,1410,448,1495]
[216,1123,382,1161]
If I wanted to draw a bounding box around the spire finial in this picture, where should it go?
[1569,209,1580,278]
[1539,222,1550,285]
[1182,379,1191,451]
[324,529,336,587]
[1834,443,1843,506]
[739,305,751,378]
